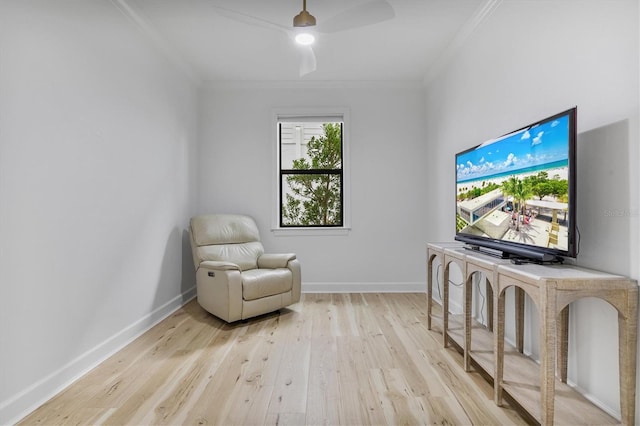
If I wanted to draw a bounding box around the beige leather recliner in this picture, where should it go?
[189,214,301,322]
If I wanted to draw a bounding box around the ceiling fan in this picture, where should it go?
[211,0,395,77]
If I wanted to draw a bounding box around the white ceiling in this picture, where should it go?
[118,0,495,85]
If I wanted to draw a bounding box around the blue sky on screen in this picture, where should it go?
[456,114,570,182]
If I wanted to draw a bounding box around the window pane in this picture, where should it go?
[281,173,343,226]
[280,122,342,169]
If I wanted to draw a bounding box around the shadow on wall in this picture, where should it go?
[181,228,196,297]
[152,227,196,312]
[576,119,631,275]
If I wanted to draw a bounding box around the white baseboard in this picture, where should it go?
[565,379,620,420]
[1,286,197,426]
[302,281,426,293]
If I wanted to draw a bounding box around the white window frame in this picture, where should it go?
[271,107,351,236]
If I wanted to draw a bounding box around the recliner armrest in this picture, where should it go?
[257,253,297,269]
[199,260,241,271]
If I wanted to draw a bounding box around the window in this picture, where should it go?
[273,109,350,233]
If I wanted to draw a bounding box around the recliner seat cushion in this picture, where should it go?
[242,269,292,301]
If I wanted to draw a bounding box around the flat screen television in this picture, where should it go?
[454,107,577,263]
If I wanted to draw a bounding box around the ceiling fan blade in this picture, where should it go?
[319,0,395,33]
[299,46,317,77]
[211,5,290,35]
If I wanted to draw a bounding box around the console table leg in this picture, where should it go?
[540,285,557,425]
[443,263,450,348]
[486,280,494,331]
[494,288,505,406]
[515,287,525,353]
[619,287,638,426]
[427,257,433,330]
[464,274,472,372]
[557,306,569,383]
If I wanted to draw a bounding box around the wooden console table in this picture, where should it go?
[426,242,638,425]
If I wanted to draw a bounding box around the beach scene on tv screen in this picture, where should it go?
[456,114,571,252]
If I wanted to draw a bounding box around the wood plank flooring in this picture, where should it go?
[18,293,527,425]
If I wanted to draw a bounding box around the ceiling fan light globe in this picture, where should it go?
[293,10,316,27]
[295,32,315,45]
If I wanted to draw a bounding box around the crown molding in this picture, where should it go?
[423,0,503,87]
[202,79,427,90]
[110,0,203,87]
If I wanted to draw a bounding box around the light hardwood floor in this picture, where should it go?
[19,293,528,425]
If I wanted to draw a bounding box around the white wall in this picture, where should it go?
[424,0,639,420]
[0,2,199,423]
[198,85,428,291]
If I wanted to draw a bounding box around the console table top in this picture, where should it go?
[428,242,637,287]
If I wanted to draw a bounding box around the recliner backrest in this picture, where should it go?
[190,214,265,271]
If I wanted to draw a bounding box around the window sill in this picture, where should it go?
[271,227,351,237]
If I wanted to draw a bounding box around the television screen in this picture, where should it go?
[455,108,577,262]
